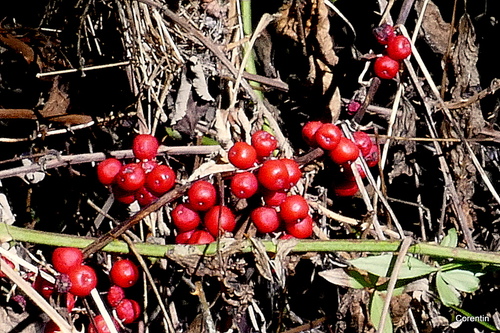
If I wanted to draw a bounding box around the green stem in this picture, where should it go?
[240,0,262,97]
[2,224,500,265]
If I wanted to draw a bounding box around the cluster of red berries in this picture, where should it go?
[301,121,379,196]
[372,24,412,79]
[97,134,176,206]
[42,248,141,333]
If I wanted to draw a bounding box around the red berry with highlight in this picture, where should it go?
[328,137,360,165]
[68,265,97,297]
[135,186,158,207]
[145,164,176,196]
[314,123,342,150]
[302,121,323,147]
[132,134,159,160]
[230,172,259,199]
[187,180,217,211]
[110,259,139,288]
[279,195,309,223]
[257,159,289,191]
[171,204,201,232]
[386,35,412,60]
[262,189,287,207]
[374,56,400,80]
[251,130,278,158]
[373,23,395,45]
[251,207,280,233]
[97,158,122,186]
[52,247,83,274]
[115,163,146,192]
[281,158,302,188]
[204,205,236,237]
[285,215,314,239]
[228,142,257,169]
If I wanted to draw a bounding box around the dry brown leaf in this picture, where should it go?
[0,29,35,64]
[415,0,452,55]
[40,77,70,118]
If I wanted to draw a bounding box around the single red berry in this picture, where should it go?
[175,229,196,244]
[132,134,159,160]
[52,247,83,274]
[44,321,62,333]
[386,35,412,60]
[97,158,122,186]
[116,298,141,324]
[314,123,342,150]
[112,185,136,205]
[279,195,309,223]
[88,315,120,333]
[68,265,97,297]
[135,186,158,207]
[228,142,257,169]
[203,205,236,237]
[262,189,288,207]
[230,172,259,199]
[372,23,395,45]
[257,159,289,191]
[115,163,146,192]
[0,256,15,278]
[251,130,278,158]
[328,137,360,165]
[34,275,55,299]
[281,158,302,188]
[352,131,373,157]
[139,160,158,174]
[285,215,314,239]
[107,285,126,308]
[364,143,380,168]
[251,207,281,233]
[110,259,139,288]
[144,164,176,196]
[187,180,217,211]
[171,204,201,232]
[279,233,295,240]
[334,179,359,197]
[187,230,216,244]
[373,55,400,79]
[301,121,323,147]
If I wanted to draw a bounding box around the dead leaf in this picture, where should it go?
[0,29,35,64]
[249,237,273,281]
[416,0,452,55]
[40,77,70,118]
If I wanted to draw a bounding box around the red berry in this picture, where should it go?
[171,204,201,232]
[352,131,373,157]
[314,123,342,150]
[88,315,120,333]
[373,55,400,79]
[228,142,257,169]
[187,180,217,211]
[285,215,314,239]
[0,256,15,278]
[262,189,287,206]
[107,285,125,308]
[279,233,295,240]
[372,23,395,45]
[116,298,141,324]
[251,130,278,158]
[328,137,360,165]
[364,143,380,168]
[175,230,196,244]
[187,230,215,244]
[230,172,259,199]
[68,265,97,297]
[203,205,236,237]
[279,195,309,223]
[301,121,323,147]
[250,207,280,233]
[145,164,176,196]
[257,159,289,191]
[386,35,412,60]
[44,321,62,333]
[52,247,83,274]
[34,275,54,299]
[281,158,302,188]
[132,134,159,160]
[115,163,146,192]
[97,158,122,186]
[135,186,158,207]
[334,179,359,197]
[112,185,136,205]
[110,259,139,288]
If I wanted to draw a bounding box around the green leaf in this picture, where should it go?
[436,272,461,306]
[440,228,458,247]
[319,268,372,289]
[440,269,480,293]
[348,254,437,279]
[370,291,393,333]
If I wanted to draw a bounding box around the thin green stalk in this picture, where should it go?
[240,0,262,96]
[2,224,500,265]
